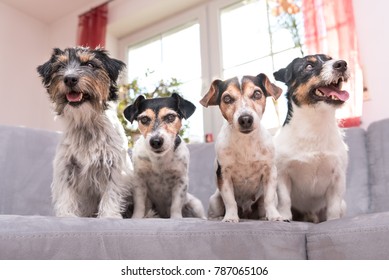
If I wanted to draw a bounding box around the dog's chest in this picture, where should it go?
[134,145,188,206]
[217,133,273,207]
[60,120,127,187]
[275,118,348,199]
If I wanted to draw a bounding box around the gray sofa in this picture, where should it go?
[1,119,389,260]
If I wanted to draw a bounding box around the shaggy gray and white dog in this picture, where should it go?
[37,47,133,218]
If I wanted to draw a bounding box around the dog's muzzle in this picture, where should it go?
[238,114,254,134]
[64,74,79,87]
[149,136,164,153]
[63,74,89,105]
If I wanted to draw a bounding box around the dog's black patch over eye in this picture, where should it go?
[55,63,66,71]
[222,94,234,104]
[305,63,314,71]
[81,61,96,69]
[164,114,177,123]
[252,90,263,100]
[139,116,151,125]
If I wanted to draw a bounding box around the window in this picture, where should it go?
[121,0,308,140]
[127,23,203,142]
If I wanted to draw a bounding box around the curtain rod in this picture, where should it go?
[79,0,114,17]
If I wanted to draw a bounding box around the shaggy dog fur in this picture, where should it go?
[37,47,133,218]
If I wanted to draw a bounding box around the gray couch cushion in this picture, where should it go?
[367,119,389,213]
[306,212,389,259]
[0,215,310,260]
[343,127,370,217]
[0,125,59,216]
[187,143,216,211]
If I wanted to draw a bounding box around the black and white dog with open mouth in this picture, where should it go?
[273,54,350,223]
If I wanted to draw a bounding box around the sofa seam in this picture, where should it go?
[0,230,306,239]
[307,226,389,237]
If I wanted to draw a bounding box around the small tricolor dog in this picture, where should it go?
[37,47,133,218]
[200,74,285,222]
[273,54,350,223]
[124,93,206,219]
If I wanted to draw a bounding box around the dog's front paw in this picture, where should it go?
[222,215,239,223]
[266,214,287,222]
[98,212,123,219]
[131,213,144,219]
[56,211,79,218]
[170,213,183,219]
[265,207,287,222]
[278,209,292,221]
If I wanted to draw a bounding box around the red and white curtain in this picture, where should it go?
[302,0,363,127]
[77,2,108,49]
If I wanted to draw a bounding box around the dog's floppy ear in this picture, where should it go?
[200,79,223,107]
[123,95,145,123]
[93,49,126,101]
[172,93,196,119]
[37,61,52,86]
[273,65,293,84]
[257,73,282,100]
[105,58,126,82]
[94,49,126,82]
[37,48,64,86]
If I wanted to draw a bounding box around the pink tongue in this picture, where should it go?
[318,85,349,101]
[66,92,82,102]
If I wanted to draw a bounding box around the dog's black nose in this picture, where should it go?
[150,137,164,150]
[333,60,347,72]
[238,114,254,129]
[64,75,79,87]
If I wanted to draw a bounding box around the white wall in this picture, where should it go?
[0,2,59,131]
[353,0,389,128]
[0,1,120,132]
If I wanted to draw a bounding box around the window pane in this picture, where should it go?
[223,56,274,80]
[273,47,303,70]
[268,0,304,54]
[220,1,271,70]
[128,39,161,84]
[179,78,203,142]
[127,23,203,142]
[271,28,296,53]
[162,24,201,82]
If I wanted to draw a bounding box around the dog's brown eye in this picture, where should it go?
[86,62,95,68]
[223,95,234,104]
[253,90,262,100]
[139,116,151,125]
[165,114,176,123]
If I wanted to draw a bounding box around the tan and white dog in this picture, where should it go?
[273,54,350,223]
[200,74,285,223]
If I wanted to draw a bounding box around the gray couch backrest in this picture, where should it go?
[366,119,389,213]
[0,125,59,216]
[1,119,388,217]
